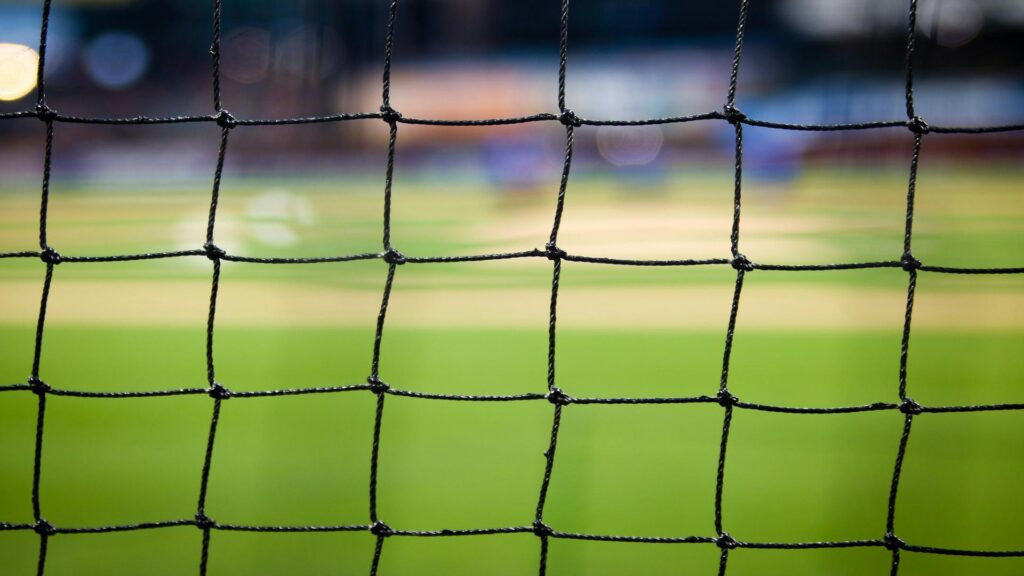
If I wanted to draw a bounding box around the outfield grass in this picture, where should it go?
[1,324,1023,575]
[2,168,1023,574]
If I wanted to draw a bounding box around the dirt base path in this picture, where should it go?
[2,279,1022,331]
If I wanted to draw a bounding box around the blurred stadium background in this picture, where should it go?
[1,0,1023,575]
[1,0,1022,180]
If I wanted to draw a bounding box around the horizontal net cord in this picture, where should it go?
[3,384,1024,415]
[3,519,1024,557]
[3,107,1024,134]
[3,249,1023,274]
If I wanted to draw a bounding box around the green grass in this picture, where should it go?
[2,168,1023,573]
[2,325,1024,575]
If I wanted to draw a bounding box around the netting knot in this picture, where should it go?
[907,116,930,135]
[383,248,406,265]
[380,105,403,123]
[367,376,390,394]
[40,247,62,265]
[545,243,567,261]
[33,518,57,537]
[716,532,738,549]
[716,389,739,407]
[208,381,231,400]
[558,109,582,127]
[546,387,571,406]
[194,513,215,530]
[28,376,50,395]
[900,253,921,272]
[532,520,554,537]
[884,532,905,551]
[731,254,754,272]
[370,521,393,537]
[203,242,226,261]
[35,104,58,122]
[722,105,747,125]
[215,109,237,129]
[899,397,923,415]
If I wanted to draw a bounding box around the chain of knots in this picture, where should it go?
[35,104,58,122]
[716,532,738,549]
[208,381,231,400]
[380,106,403,123]
[545,243,567,261]
[899,398,923,415]
[716,389,739,407]
[907,116,930,134]
[884,532,905,551]
[731,254,754,272]
[28,376,50,395]
[532,520,554,537]
[722,105,747,125]
[33,519,57,536]
[215,109,237,129]
[370,521,393,537]
[367,376,390,394]
[558,109,581,127]
[383,248,406,265]
[40,247,62,265]
[194,513,215,530]
[203,243,226,261]
[901,253,921,272]
[546,387,571,406]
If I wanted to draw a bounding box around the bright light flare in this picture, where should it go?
[0,43,39,101]
[596,125,665,167]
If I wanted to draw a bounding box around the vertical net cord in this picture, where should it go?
[29,0,57,574]
[714,1,751,574]
[367,1,402,574]
[531,0,577,573]
[194,0,234,573]
[30,120,55,576]
[885,1,925,573]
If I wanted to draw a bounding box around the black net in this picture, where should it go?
[2,0,1024,574]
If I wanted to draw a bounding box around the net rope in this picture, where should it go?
[2,0,1024,574]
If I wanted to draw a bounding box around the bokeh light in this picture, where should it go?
[222,27,271,84]
[84,32,149,90]
[0,43,39,101]
[596,125,665,167]
[275,25,339,81]
[919,0,985,48]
